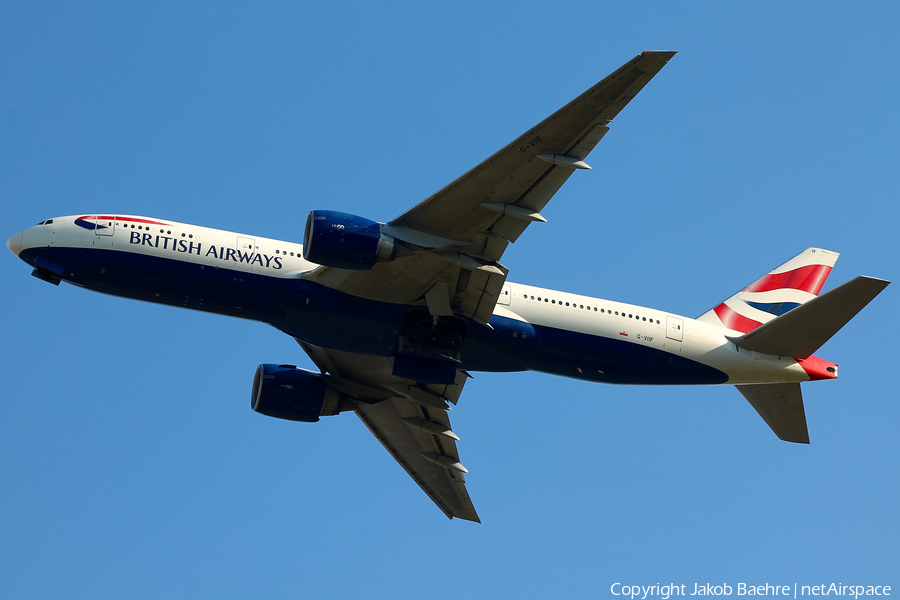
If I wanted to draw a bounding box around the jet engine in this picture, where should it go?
[303,210,406,270]
[251,364,346,422]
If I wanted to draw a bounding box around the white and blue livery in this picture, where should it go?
[7,52,889,523]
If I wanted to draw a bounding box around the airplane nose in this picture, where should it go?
[7,231,23,257]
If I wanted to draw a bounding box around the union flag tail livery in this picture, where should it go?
[696,248,887,445]
[697,248,839,333]
[6,52,891,521]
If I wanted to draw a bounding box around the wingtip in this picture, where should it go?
[861,276,890,286]
[635,50,678,67]
[451,513,483,524]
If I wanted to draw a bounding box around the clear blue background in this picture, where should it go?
[1,2,897,598]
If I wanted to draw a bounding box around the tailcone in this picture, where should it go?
[797,355,838,381]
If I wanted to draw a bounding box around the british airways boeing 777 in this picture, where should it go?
[7,52,889,522]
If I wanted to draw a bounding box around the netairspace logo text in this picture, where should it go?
[610,584,892,600]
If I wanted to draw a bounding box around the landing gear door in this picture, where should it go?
[498,283,511,306]
[666,316,684,342]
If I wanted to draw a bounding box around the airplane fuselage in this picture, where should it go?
[8,214,829,387]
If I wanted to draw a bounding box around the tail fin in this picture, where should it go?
[717,251,891,446]
[734,278,890,443]
[728,276,889,359]
[697,248,840,333]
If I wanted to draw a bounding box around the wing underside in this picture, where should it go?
[298,341,479,522]
[356,398,479,522]
[292,52,676,521]
[305,51,676,327]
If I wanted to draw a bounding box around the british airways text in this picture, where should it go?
[129,231,283,269]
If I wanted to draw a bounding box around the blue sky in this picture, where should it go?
[1,2,897,598]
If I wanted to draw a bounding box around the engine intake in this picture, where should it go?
[251,364,345,422]
[303,210,402,270]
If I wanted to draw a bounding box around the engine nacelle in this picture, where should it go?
[303,210,400,270]
[251,364,345,422]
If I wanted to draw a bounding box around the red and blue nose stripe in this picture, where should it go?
[75,216,171,230]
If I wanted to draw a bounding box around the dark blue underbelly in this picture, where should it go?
[19,246,727,385]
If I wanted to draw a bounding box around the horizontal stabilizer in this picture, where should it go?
[728,276,889,359]
[736,383,809,444]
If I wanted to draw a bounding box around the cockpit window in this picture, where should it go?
[36,219,53,225]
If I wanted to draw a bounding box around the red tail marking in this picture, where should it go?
[745,265,833,295]
[714,304,763,333]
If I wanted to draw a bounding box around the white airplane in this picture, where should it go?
[7,52,889,523]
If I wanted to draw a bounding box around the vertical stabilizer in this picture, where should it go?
[697,248,839,333]
[727,276,889,359]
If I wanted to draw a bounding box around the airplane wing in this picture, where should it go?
[305,51,676,326]
[297,52,675,520]
[298,341,479,522]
